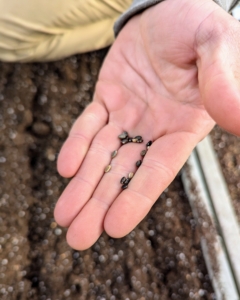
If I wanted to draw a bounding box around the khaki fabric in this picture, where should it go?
[0,0,132,62]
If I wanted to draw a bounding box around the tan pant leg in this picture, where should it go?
[0,0,132,62]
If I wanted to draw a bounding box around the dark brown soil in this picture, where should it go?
[0,51,215,300]
[210,126,240,222]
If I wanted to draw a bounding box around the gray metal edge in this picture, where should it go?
[196,136,240,291]
[182,149,239,299]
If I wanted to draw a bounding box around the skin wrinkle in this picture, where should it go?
[141,6,201,104]
[110,162,134,174]
[98,79,149,127]
[118,55,150,105]
[194,8,222,53]
[126,187,154,205]
[142,157,175,180]
[87,143,111,157]
[73,174,96,189]
[91,196,112,210]
[95,79,129,111]
[69,132,89,141]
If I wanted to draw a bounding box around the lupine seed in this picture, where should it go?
[128,172,134,179]
[122,183,128,190]
[111,150,118,158]
[121,138,129,145]
[118,131,128,139]
[125,178,131,185]
[146,141,152,147]
[104,165,111,173]
[141,150,147,156]
[120,177,127,184]
[136,160,142,167]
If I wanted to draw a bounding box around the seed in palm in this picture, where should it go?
[118,131,128,140]
[104,165,111,173]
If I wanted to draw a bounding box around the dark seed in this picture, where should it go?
[122,184,128,190]
[120,177,127,184]
[125,178,131,184]
[135,136,142,140]
[141,150,147,156]
[121,138,129,145]
[118,131,128,140]
[146,141,152,147]
[137,139,143,143]
[136,160,142,167]
[128,138,132,142]
[111,150,118,158]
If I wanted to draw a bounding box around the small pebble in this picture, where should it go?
[128,172,134,179]
[136,160,142,167]
[141,150,147,156]
[121,138,129,145]
[32,121,50,136]
[104,165,111,173]
[118,131,128,139]
[111,150,118,158]
[146,141,152,147]
[122,183,128,190]
[120,177,127,184]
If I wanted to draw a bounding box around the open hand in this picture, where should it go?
[54,0,240,250]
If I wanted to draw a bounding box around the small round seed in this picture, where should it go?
[141,150,147,156]
[118,131,128,140]
[111,150,118,158]
[122,183,128,190]
[120,177,127,184]
[136,160,142,167]
[128,172,134,179]
[104,165,111,173]
[135,135,142,140]
[146,141,152,147]
[121,138,129,145]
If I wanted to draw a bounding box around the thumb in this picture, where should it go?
[196,8,240,136]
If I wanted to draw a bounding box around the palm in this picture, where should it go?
[54,0,240,250]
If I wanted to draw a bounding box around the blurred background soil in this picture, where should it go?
[211,127,240,222]
[0,49,215,300]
